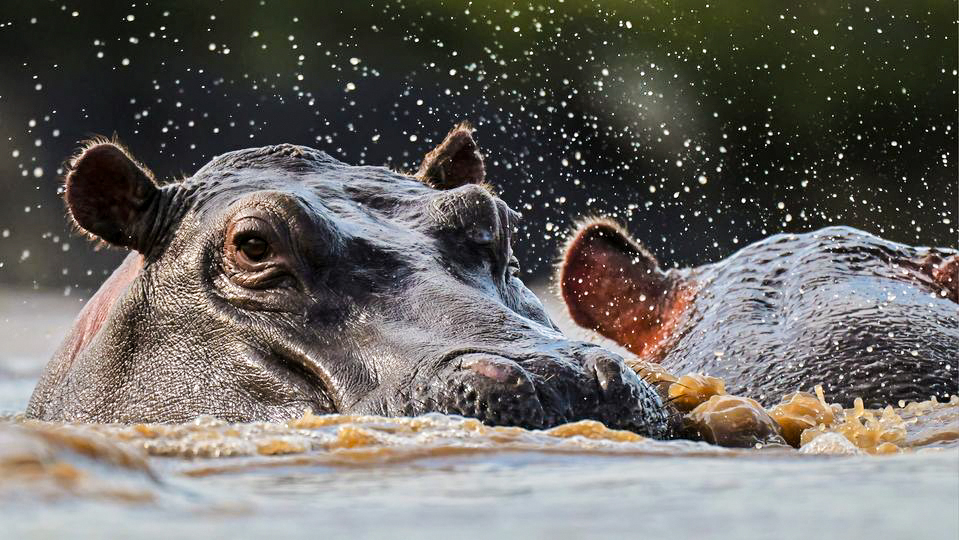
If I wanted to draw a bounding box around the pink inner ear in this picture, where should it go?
[561,222,684,358]
[561,230,635,328]
[61,254,143,365]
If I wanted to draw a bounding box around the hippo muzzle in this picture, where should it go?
[410,346,671,438]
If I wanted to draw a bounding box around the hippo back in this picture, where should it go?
[663,226,958,407]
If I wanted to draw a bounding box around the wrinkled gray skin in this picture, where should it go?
[665,228,958,407]
[561,222,958,408]
[26,129,672,438]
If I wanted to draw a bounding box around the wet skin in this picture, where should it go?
[560,220,959,408]
[26,126,672,439]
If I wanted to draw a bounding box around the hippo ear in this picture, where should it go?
[559,220,671,353]
[65,142,162,252]
[416,122,486,189]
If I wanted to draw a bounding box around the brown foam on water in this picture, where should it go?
[667,373,727,413]
[685,395,786,448]
[0,421,158,501]
[659,365,959,454]
[0,411,742,480]
[797,394,959,454]
[769,389,838,447]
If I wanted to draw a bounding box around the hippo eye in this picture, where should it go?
[237,236,270,262]
[224,212,294,290]
[466,225,494,246]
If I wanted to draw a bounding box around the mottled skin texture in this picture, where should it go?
[26,127,671,438]
[561,221,958,408]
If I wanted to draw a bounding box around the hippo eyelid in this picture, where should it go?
[223,210,301,290]
[428,184,502,227]
[230,215,278,237]
[466,225,495,246]
[228,216,285,255]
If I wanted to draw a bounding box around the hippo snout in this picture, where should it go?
[409,347,674,438]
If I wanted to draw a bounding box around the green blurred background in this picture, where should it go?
[0,1,955,293]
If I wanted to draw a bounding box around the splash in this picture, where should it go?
[658,362,959,454]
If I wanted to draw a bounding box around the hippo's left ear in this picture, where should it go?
[416,122,486,189]
[65,142,163,252]
[559,219,673,354]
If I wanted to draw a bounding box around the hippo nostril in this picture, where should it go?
[581,353,637,405]
[589,356,627,396]
[462,355,525,385]
[576,350,675,438]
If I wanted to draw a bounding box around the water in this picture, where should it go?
[1,287,957,539]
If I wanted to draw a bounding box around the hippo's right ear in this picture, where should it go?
[416,122,486,189]
[65,142,162,252]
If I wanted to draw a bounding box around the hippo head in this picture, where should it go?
[27,125,672,438]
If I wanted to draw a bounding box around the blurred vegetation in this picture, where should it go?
[0,0,955,292]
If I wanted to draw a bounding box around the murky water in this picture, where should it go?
[1,287,957,539]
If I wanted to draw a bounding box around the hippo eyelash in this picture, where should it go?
[222,216,297,290]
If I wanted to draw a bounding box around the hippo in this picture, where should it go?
[559,219,959,408]
[25,125,672,439]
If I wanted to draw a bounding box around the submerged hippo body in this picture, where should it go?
[560,221,959,408]
[27,126,671,438]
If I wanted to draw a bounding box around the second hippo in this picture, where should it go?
[560,219,958,407]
